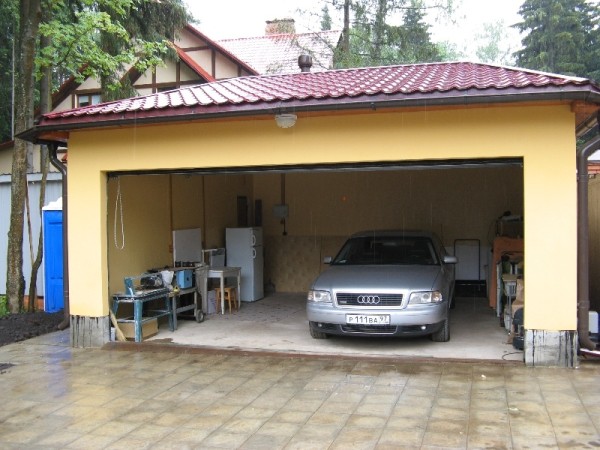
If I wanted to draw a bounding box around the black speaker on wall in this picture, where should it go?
[255,199,262,226]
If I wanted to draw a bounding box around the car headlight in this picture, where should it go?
[408,291,443,304]
[307,290,332,303]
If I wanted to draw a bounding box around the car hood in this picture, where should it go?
[311,264,442,292]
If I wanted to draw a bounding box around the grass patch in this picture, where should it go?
[0,295,8,318]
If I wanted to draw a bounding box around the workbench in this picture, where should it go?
[169,286,204,328]
[112,287,174,342]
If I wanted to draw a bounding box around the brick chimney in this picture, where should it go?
[265,18,295,35]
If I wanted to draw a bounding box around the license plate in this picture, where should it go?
[346,314,390,325]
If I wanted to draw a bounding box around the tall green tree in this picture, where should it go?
[7,0,42,314]
[320,4,332,31]
[0,1,18,143]
[7,0,189,313]
[397,0,441,63]
[37,0,190,101]
[329,0,454,68]
[513,0,600,79]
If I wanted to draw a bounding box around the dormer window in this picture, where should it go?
[78,93,102,107]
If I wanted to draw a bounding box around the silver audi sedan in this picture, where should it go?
[307,230,457,342]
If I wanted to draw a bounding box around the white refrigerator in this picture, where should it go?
[226,227,264,302]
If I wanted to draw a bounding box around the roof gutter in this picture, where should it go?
[48,143,70,331]
[577,127,600,351]
[20,87,600,144]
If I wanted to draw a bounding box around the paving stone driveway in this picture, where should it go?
[1,331,600,449]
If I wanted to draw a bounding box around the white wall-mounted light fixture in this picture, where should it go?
[275,113,297,128]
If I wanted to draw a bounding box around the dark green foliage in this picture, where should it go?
[513,0,600,80]
[333,0,448,68]
[5,0,191,312]
[0,0,18,143]
[37,0,190,103]
[321,4,332,31]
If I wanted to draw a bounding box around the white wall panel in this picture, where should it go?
[0,173,63,296]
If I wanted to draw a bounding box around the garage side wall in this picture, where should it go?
[106,173,252,296]
[65,104,577,366]
[590,176,600,313]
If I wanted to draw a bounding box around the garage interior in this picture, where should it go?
[107,160,524,361]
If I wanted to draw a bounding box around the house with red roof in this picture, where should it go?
[22,60,600,367]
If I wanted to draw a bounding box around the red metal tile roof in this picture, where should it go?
[39,62,600,127]
[217,31,342,74]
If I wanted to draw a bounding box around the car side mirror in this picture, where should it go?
[443,255,458,264]
[323,256,333,264]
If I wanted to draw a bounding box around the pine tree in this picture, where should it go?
[321,4,332,31]
[398,0,441,63]
[333,0,448,68]
[513,0,600,79]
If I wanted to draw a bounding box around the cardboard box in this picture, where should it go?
[119,318,158,341]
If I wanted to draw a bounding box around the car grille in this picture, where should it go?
[341,324,397,334]
[336,293,403,307]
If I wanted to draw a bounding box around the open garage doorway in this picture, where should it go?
[107,158,524,361]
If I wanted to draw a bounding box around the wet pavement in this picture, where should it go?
[1,330,600,449]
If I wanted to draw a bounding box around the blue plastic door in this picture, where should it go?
[43,210,63,312]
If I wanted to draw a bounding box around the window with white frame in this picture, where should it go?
[77,93,102,107]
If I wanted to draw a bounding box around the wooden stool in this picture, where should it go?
[214,286,238,313]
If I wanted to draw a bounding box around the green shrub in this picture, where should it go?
[0,295,8,318]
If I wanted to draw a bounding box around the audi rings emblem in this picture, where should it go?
[357,295,381,305]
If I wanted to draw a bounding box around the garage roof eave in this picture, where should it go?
[20,85,600,145]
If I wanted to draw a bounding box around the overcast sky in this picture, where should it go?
[184,0,524,59]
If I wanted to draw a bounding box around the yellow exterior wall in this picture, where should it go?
[67,104,577,331]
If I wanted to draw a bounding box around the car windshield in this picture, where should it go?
[332,236,439,266]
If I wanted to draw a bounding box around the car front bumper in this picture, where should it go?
[307,302,448,337]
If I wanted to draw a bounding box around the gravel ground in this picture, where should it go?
[0,311,64,347]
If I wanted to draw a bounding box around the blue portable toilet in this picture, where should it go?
[43,198,63,312]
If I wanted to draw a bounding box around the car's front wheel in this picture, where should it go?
[309,322,329,339]
[430,317,450,342]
